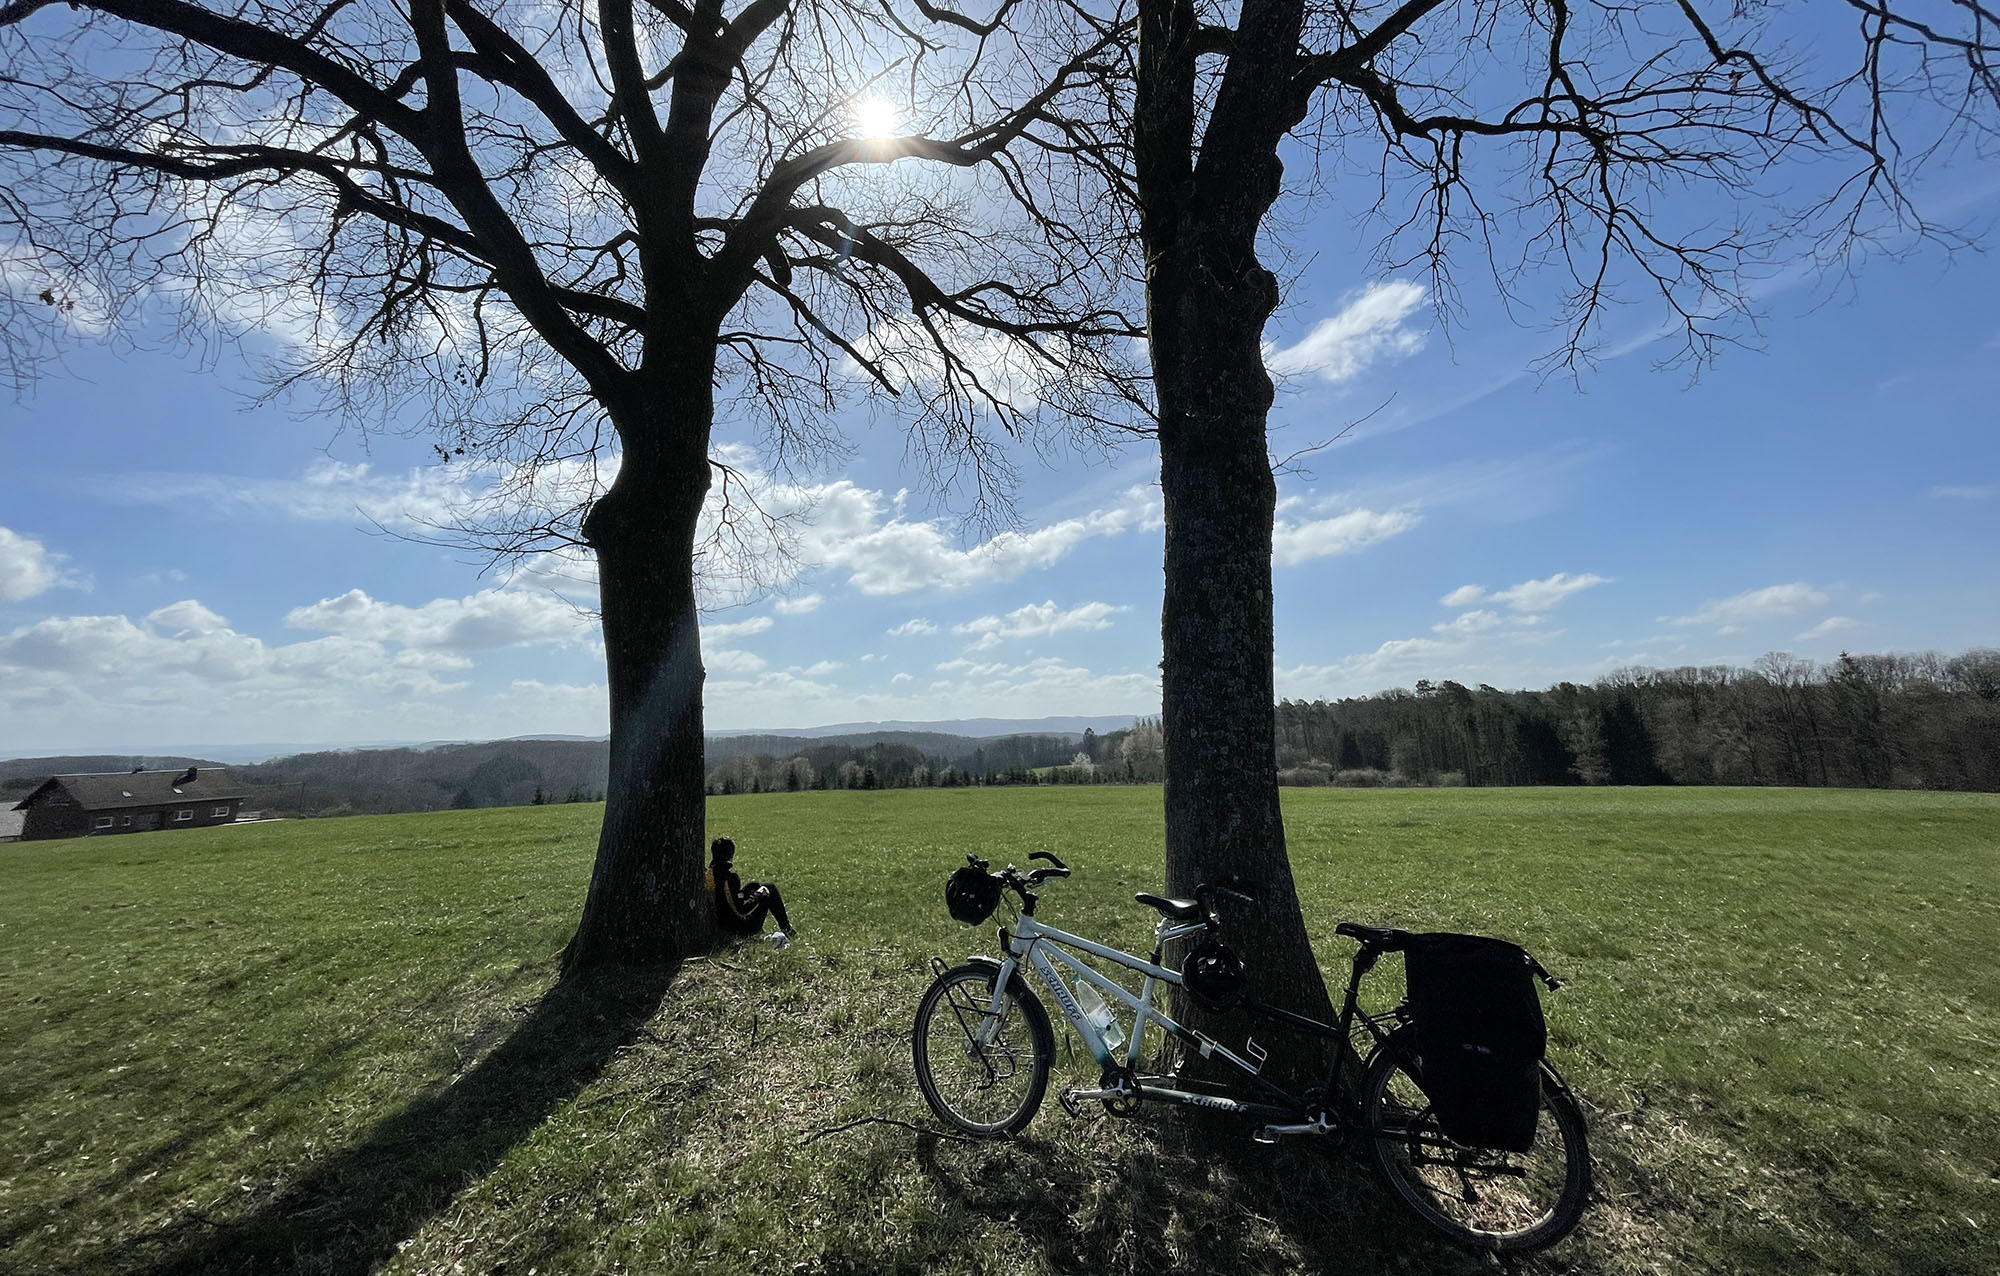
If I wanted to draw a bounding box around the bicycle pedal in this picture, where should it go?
[1058,1088,1084,1118]
[1251,1126,1278,1145]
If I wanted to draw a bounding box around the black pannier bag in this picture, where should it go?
[1402,932,1548,1153]
[945,865,1002,924]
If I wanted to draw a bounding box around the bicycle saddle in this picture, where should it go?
[1335,921,1412,950]
[1134,892,1205,921]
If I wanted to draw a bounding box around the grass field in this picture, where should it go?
[2,787,1995,1275]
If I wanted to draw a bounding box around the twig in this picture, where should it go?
[799,1116,977,1146]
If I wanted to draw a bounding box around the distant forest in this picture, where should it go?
[701,648,2000,795]
[1264,649,2000,793]
[4,648,1994,819]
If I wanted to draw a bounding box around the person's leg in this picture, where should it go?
[761,883,793,934]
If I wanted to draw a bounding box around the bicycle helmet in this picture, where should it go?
[945,865,1003,924]
[1181,937,1248,1012]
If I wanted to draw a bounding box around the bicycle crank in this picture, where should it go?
[1059,1066,1141,1118]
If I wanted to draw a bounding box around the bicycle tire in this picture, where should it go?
[912,963,1055,1137]
[1362,1043,1591,1251]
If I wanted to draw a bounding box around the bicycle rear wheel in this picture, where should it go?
[912,963,1054,1136]
[1362,1046,1590,1251]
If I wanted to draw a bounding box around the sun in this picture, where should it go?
[853,97,900,140]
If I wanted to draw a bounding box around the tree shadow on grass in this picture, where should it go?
[908,1115,1550,1275]
[113,963,678,1276]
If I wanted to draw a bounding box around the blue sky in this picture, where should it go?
[3,28,1997,758]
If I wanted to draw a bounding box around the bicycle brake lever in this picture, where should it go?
[1029,851,1069,871]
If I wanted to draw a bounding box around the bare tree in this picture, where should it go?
[0,0,1142,969]
[1133,0,1999,1061]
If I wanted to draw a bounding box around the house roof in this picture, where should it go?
[12,768,250,812]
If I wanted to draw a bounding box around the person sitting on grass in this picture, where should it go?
[707,836,795,942]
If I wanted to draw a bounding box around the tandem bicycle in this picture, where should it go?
[912,851,1591,1252]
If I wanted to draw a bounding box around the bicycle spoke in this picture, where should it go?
[913,967,1053,1136]
[1365,1052,1589,1250]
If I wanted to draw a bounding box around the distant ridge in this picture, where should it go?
[1,716,1144,770]
[711,714,1142,740]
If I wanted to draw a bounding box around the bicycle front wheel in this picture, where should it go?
[912,963,1054,1136]
[1363,1047,1591,1252]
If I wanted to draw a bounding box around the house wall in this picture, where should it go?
[21,805,91,840]
[23,799,241,840]
[88,802,240,835]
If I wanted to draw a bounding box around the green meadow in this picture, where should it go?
[2,787,1994,1275]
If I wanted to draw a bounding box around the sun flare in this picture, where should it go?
[853,97,900,140]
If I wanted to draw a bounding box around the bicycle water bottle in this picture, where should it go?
[1074,980,1125,1050]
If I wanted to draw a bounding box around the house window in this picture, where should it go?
[175,809,193,821]
[212,806,231,818]
[94,816,114,829]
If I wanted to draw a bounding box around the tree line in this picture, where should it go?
[694,649,2000,798]
[701,724,1172,792]
[1263,649,2000,793]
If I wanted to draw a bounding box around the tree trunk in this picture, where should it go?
[1154,278,1340,1085]
[562,378,717,971]
[1146,178,1340,1086]
[1137,0,1339,1087]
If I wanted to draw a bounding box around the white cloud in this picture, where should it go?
[888,618,939,636]
[147,600,230,635]
[0,527,74,601]
[953,600,1125,650]
[1272,508,1417,566]
[1672,582,1830,629]
[1447,572,1609,614]
[704,651,1160,733]
[801,660,843,676]
[1433,609,1503,636]
[1491,572,1608,612]
[702,615,774,643]
[791,481,1159,596]
[1280,636,1460,694]
[706,647,767,674]
[1796,616,1862,641]
[1930,485,1991,500]
[849,313,1080,414]
[1265,280,1428,383]
[0,608,470,726]
[285,586,592,651]
[134,447,1156,614]
[0,242,115,336]
[1275,621,1579,701]
[102,457,493,531]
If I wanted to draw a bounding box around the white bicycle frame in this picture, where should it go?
[979,908,1308,1122]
